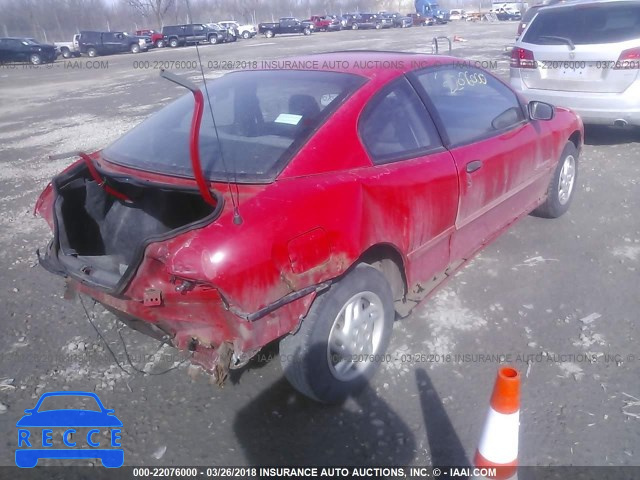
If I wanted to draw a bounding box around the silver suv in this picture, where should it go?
[510,0,640,127]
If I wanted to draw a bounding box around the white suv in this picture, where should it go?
[510,0,640,127]
[219,21,257,39]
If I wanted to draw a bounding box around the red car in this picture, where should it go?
[135,29,164,48]
[35,52,583,403]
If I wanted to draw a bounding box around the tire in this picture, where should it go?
[87,47,98,57]
[242,31,251,39]
[303,27,311,35]
[130,43,140,53]
[209,35,218,45]
[30,54,42,65]
[352,23,359,30]
[532,142,579,219]
[61,48,72,59]
[169,38,179,48]
[265,30,274,38]
[155,39,164,48]
[280,264,395,404]
[375,23,382,29]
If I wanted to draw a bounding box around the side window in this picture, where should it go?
[414,66,525,146]
[360,77,441,164]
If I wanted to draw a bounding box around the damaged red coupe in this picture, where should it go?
[35,52,583,403]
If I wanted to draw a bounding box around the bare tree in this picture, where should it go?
[126,0,175,28]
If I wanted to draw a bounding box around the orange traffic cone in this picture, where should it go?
[473,366,520,479]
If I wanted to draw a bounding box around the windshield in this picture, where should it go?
[523,3,640,45]
[22,39,38,45]
[103,70,365,183]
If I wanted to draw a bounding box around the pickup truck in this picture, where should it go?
[78,31,148,56]
[307,15,341,31]
[54,34,81,58]
[258,18,312,38]
[135,29,164,48]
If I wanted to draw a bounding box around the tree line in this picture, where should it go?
[0,0,424,42]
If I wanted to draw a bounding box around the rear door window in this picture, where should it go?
[359,77,442,164]
[523,3,640,45]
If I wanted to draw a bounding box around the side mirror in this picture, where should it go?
[528,101,554,121]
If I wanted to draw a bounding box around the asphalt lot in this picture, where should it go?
[1,21,639,469]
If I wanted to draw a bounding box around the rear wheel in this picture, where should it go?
[280,265,395,404]
[375,23,382,29]
[265,30,274,38]
[352,23,359,30]
[532,142,578,218]
[155,39,164,48]
[169,38,179,48]
[130,43,140,53]
[30,54,42,65]
[61,48,72,59]
[242,30,251,39]
[209,35,218,45]
[303,27,311,35]
[87,47,98,57]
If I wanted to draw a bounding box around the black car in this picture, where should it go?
[379,12,413,27]
[78,31,147,56]
[340,13,360,29]
[162,24,229,47]
[352,13,385,29]
[0,37,58,65]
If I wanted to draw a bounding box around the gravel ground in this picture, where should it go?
[0,21,639,468]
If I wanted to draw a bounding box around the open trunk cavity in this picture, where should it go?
[50,165,221,291]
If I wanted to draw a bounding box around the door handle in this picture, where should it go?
[466,160,483,173]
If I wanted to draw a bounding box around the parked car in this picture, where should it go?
[135,29,164,48]
[206,23,236,42]
[351,13,386,29]
[308,15,342,31]
[54,34,81,58]
[219,21,257,39]
[449,9,468,20]
[379,12,413,27]
[493,6,522,20]
[162,24,229,47]
[0,37,58,64]
[340,13,361,28]
[511,0,640,127]
[258,18,312,37]
[407,12,435,26]
[36,52,583,403]
[78,31,147,57]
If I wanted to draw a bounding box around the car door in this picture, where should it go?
[411,65,544,261]
[100,33,116,54]
[0,39,10,62]
[357,76,459,291]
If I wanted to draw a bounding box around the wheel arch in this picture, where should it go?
[568,130,582,152]
[356,243,407,302]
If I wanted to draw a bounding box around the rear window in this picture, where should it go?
[523,2,640,45]
[102,70,365,183]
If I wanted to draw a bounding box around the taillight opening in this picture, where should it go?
[511,47,536,69]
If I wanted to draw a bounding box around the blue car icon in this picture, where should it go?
[16,391,123,468]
